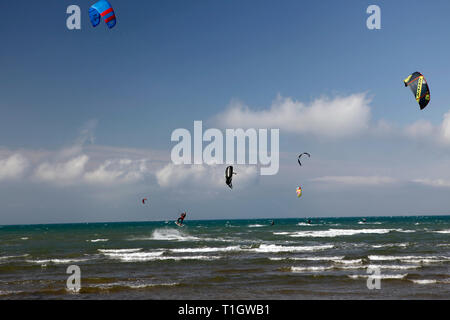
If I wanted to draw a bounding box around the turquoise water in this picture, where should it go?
[0,216,449,299]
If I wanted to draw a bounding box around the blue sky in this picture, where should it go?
[2,0,450,224]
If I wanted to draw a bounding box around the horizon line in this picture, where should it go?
[1,213,449,227]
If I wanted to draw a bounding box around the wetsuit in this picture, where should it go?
[177,213,186,225]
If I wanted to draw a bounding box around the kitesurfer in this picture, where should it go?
[177,212,187,225]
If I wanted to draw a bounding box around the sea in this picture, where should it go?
[0,216,449,299]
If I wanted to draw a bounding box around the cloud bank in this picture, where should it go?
[0,154,29,181]
[33,155,149,186]
[310,175,397,186]
[215,94,371,138]
[404,111,450,145]
[156,163,257,189]
[412,178,450,188]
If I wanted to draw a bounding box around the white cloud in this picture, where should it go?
[404,120,435,140]
[84,159,148,185]
[439,111,450,143]
[311,175,396,186]
[33,155,152,186]
[412,178,450,188]
[34,155,89,185]
[25,121,159,187]
[0,154,29,181]
[156,163,257,189]
[311,175,450,189]
[214,94,371,138]
[0,143,160,187]
[213,93,450,147]
[403,111,450,145]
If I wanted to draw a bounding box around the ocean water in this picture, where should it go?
[0,216,449,299]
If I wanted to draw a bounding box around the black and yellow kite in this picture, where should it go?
[403,72,430,110]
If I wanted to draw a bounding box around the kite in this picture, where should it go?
[298,153,310,166]
[404,72,430,110]
[89,0,117,29]
[225,166,237,189]
[296,186,302,198]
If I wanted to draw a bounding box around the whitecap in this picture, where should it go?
[284,228,394,238]
[26,258,89,264]
[102,251,220,262]
[98,248,142,253]
[269,256,344,261]
[371,243,409,248]
[433,229,450,234]
[290,266,333,272]
[332,259,363,265]
[367,264,420,270]
[91,281,179,289]
[101,251,163,262]
[131,228,200,241]
[368,255,448,262]
[0,254,29,260]
[348,274,407,280]
[88,239,109,243]
[252,244,333,253]
[169,246,241,253]
[410,279,437,285]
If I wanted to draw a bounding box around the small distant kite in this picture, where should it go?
[296,186,302,198]
[142,198,148,205]
[403,72,430,110]
[298,153,310,166]
[89,0,117,29]
[225,166,237,189]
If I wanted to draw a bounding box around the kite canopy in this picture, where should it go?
[89,0,116,29]
[225,166,236,189]
[298,153,310,166]
[296,186,302,198]
[142,198,148,204]
[404,72,430,110]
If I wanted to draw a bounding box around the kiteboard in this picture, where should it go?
[175,221,184,227]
